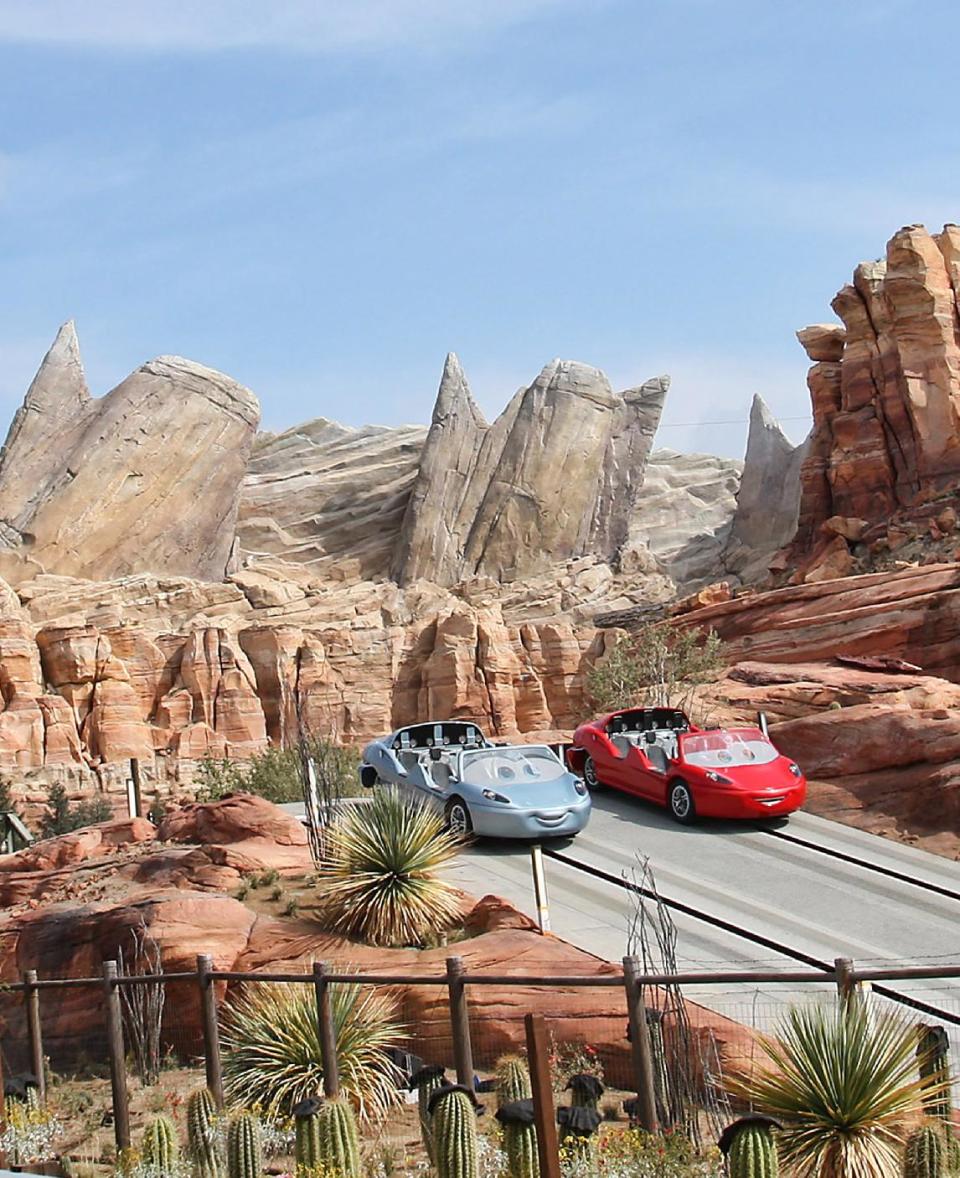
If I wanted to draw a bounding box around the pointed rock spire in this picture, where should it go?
[724,393,807,583]
[392,353,489,584]
[0,320,94,534]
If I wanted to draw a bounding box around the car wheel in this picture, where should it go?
[583,756,604,791]
[446,798,473,836]
[668,780,696,824]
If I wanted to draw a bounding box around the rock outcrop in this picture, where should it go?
[0,329,260,583]
[787,224,960,574]
[393,359,668,585]
[238,417,427,580]
[724,395,806,583]
[628,448,742,587]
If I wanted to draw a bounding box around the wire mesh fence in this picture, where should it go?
[0,956,957,1174]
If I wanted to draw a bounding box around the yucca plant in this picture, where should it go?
[727,999,954,1178]
[221,978,405,1120]
[312,786,464,947]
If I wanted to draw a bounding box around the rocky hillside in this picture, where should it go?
[4,221,960,861]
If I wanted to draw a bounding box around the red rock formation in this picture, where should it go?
[789,224,960,572]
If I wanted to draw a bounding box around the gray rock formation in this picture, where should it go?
[0,327,260,583]
[628,449,742,588]
[0,321,94,544]
[239,417,427,579]
[391,353,487,584]
[394,358,666,585]
[724,394,807,584]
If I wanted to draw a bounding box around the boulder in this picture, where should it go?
[157,794,308,848]
[0,817,155,874]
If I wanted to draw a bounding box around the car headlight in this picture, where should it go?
[482,789,511,804]
[788,763,802,777]
[705,771,733,784]
[574,778,587,796]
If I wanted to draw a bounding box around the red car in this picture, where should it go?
[567,707,806,823]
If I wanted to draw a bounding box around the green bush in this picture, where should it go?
[220,979,404,1119]
[195,740,361,804]
[313,786,464,947]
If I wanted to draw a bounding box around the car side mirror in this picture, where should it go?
[429,747,443,762]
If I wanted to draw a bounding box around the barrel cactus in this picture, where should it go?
[409,1065,447,1163]
[917,1025,953,1124]
[143,1114,180,1173]
[496,1055,532,1105]
[495,1099,538,1178]
[316,1097,361,1178]
[227,1111,262,1178]
[429,1085,480,1178]
[718,1117,780,1178]
[904,1123,943,1178]
[293,1097,322,1174]
[187,1088,222,1178]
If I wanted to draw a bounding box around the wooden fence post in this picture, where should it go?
[622,955,659,1133]
[197,955,224,1108]
[446,956,474,1090]
[102,960,131,1153]
[23,969,45,1103]
[525,1013,561,1178]
[312,962,340,1098]
[129,759,144,820]
[835,956,856,1002]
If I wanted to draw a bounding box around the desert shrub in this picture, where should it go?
[587,625,723,713]
[220,979,404,1119]
[313,786,463,947]
[39,783,112,839]
[726,998,948,1178]
[195,740,360,804]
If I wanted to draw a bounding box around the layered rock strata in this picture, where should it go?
[787,223,960,573]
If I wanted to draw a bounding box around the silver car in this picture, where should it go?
[359,721,591,839]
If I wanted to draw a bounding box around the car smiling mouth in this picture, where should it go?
[534,810,570,824]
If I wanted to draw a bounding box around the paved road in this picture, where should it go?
[443,792,960,1048]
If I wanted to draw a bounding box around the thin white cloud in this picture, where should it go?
[0,0,584,52]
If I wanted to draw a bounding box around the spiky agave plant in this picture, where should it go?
[727,999,953,1178]
[313,786,464,947]
[221,978,405,1120]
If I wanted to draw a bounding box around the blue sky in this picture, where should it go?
[0,0,957,458]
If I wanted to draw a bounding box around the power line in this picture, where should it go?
[657,415,811,428]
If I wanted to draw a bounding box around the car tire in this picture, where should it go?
[668,780,696,824]
[446,797,473,836]
[583,756,604,791]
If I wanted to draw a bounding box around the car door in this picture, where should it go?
[620,739,664,800]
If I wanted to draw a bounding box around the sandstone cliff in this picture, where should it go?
[787,223,960,578]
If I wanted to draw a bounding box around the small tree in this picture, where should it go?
[39,783,72,839]
[587,624,724,713]
[39,785,111,839]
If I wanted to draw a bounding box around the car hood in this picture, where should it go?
[466,774,586,808]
